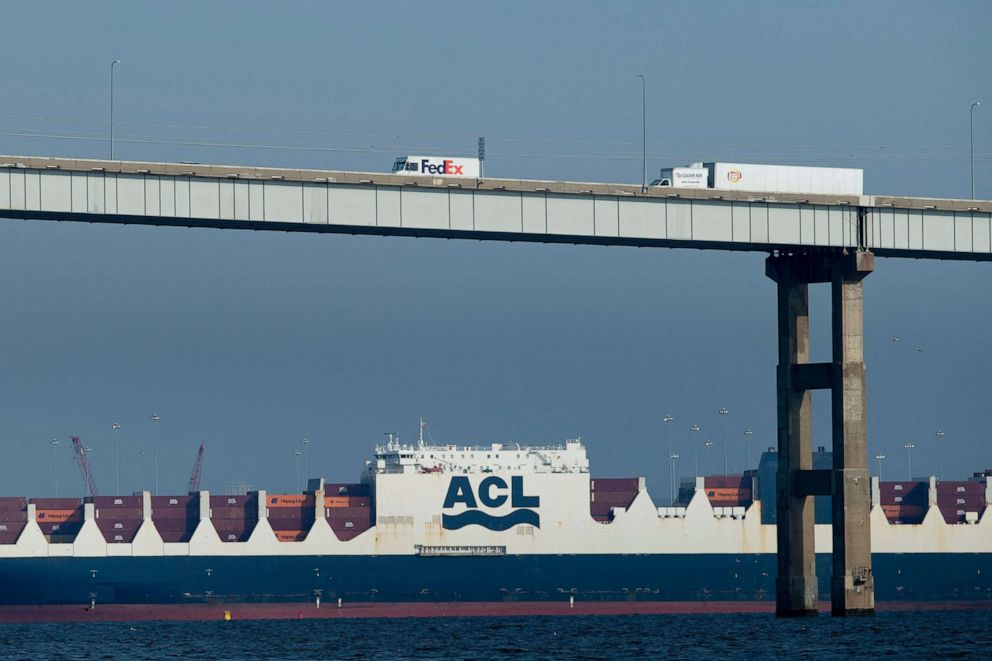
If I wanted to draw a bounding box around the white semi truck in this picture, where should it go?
[652,162,863,196]
[391,156,481,178]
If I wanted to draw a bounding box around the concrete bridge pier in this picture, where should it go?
[766,250,875,617]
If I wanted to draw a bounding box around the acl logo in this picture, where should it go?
[441,476,540,531]
[420,159,464,175]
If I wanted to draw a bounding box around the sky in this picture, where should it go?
[0,1,990,501]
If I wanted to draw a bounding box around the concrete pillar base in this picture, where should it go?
[775,576,819,617]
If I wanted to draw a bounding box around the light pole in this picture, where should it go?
[935,429,945,480]
[292,450,303,492]
[904,443,915,480]
[110,60,120,160]
[669,453,680,503]
[301,437,310,487]
[150,414,160,495]
[636,74,646,193]
[112,422,122,496]
[972,101,981,199]
[689,424,701,476]
[704,440,714,475]
[718,408,729,475]
[663,415,674,505]
[743,428,753,471]
[874,454,886,480]
[50,438,60,497]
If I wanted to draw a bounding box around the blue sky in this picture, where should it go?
[0,2,989,499]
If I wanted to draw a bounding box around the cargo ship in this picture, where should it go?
[0,436,990,606]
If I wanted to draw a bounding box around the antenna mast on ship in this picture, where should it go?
[419,416,426,449]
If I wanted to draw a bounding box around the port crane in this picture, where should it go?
[188,442,205,493]
[71,435,99,498]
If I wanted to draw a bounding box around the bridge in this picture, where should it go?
[2,154,991,616]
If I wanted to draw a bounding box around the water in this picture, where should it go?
[1,611,990,659]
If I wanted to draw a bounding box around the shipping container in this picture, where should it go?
[704,476,750,489]
[35,509,82,523]
[705,488,753,504]
[881,504,926,524]
[210,507,257,521]
[935,482,986,495]
[91,496,143,508]
[268,517,314,531]
[0,497,27,511]
[323,506,371,519]
[267,494,315,508]
[589,491,638,507]
[0,531,23,544]
[324,483,370,497]
[29,498,81,509]
[95,508,144,521]
[151,495,196,509]
[274,530,307,542]
[324,496,372,509]
[332,529,367,541]
[0,511,28,523]
[37,521,82,535]
[590,478,640,492]
[210,495,255,508]
[211,520,255,542]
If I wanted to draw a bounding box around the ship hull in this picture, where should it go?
[1,553,989,605]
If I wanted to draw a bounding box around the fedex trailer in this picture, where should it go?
[654,162,863,196]
[391,156,480,178]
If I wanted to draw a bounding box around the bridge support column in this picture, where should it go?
[767,250,875,617]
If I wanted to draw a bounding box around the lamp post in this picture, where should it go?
[935,429,945,480]
[704,440,714,476]
[972,101,982,199]
[689,424,701,477]
[301,437,310,488]
[663,415,674,505]
[718,408,729,475]
[743,428,753,471]
[669,453,680,503]
[50,438,60,497]
[112,422,122,496]
[874,454,886,480]
[635,74,646,193]
[904,443,915,480]
[110,60,120,160]
[292,449,303,492]
[150,414,160,495]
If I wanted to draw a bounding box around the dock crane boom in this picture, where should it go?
[71,435,99,498]
[188,442,205,493]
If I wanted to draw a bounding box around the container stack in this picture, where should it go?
[589,478,640,523]
[324,483,372,540]
[935,481,987,524]
[90,496,143,543]
[267,494,316,542]
[879,481,928,524]
[151,495,198,542]
[0,497,27,545]
[704,475,754,509]
[32,497,84,543]
[210,495,258,542]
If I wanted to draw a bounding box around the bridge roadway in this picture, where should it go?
[2,153,991,617]
[1,155,990,260]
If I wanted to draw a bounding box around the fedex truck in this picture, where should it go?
[653,162,863,196]
[391,156,481,178]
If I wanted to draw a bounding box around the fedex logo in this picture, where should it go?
[421,159,464,175]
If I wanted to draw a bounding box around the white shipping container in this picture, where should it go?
[708,162,863,195]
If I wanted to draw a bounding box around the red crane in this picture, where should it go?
[188,442,205,493]
[71,435,99,498]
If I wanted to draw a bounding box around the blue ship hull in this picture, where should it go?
[0,553,989,605]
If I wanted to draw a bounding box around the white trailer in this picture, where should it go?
[654,162,863,196]
[391,156,480,178]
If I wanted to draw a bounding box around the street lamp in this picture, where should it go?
[718,408,729,475]
[704,440,714,475]
[110,60,120,159]
[689,424,701,476]
[636,74,646,193]
[50,438,60,497]
[301,437,311,487]
[935,429,945,480]
[292,449,303,492]
[150,414,160,495]
[112,422,122,496]
[972,101,982,199]
[874,454,886,480]
[663,415,674,505]
[904,443,915,480]
[743,428,754,471]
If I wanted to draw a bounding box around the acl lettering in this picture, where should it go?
[443,476,539,509]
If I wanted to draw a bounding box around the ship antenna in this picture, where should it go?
[419,416,425,448]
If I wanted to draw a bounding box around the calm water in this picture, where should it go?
[1,611,991,659]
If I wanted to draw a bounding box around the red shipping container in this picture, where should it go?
[324,506,371,519]
[589,491,637,507]
[152,519,198,532]
[324,496,372,509]
[267,494,315,508]
[210,508,258,520]
[0,511,28,523]
[91,496,143,508]
[333,529,369,541]
[151,495,196,508]
[881,504,926,523]
[37,521,82,535]
[158,531,194,543]
[96,508,144,521]
[936,494,986,508]
[0,530,22,544]
[325,483,370,497]
[210,495,255,508]
[706,488,753,503]
[30,498,82,509]
[36,509,82,523]
[269,518,314,531]
[590,478,640,492]
[704,476,750,489]
[936,482,985,495]
[0,497,27,511]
